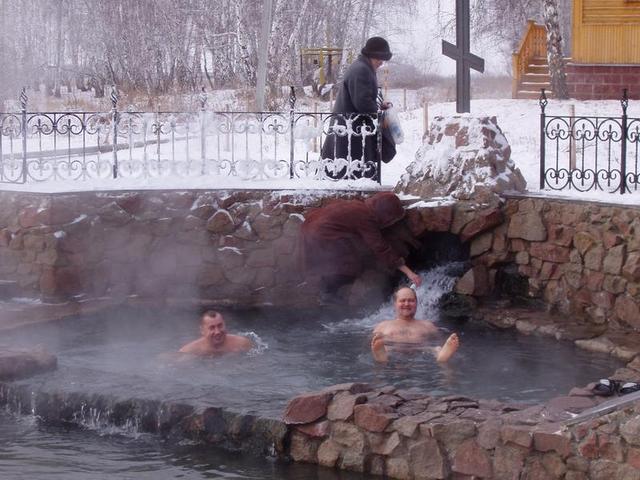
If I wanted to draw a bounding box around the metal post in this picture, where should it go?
[569,103,576,171]
[110,85,119,178]
[289,86,296,179]
[20,87,27,183]
[539,88,548,190]
[199,86,207,175]
[377,87,383,184]
[621,88,628,194]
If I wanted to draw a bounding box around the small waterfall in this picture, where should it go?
[324,262,464,333]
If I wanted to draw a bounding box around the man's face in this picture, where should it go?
[394,288,417,319]
[200,313,227,347]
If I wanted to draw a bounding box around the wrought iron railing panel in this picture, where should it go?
[0,87,382,186]
[539,89,639,194]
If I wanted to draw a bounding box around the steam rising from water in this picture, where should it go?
[322,263,462,334]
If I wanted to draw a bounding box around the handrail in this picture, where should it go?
[512,20,547,98]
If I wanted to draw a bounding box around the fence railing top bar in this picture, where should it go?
[545,115,627,120]
[0,110,379,116]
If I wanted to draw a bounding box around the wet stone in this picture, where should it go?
[283,392,332,425]
[452,439,492,478]
[0,348,57,380]
[409,438,448,480]
[501,425,533,448]
[371,394,402,409]
[327,392,365,421]
[353,403,396,433]
[395,401,427,416]
[294,420,329,438]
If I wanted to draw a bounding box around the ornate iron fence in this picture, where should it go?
[0,87,382,185]
[540,88,640,194]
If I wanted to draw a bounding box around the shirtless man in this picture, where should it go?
[179,310,253,356]
[371,287,459,363]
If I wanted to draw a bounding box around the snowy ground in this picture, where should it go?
[1,97,637,206]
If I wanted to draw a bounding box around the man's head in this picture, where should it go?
[393,287,417,320]
[200,310,227,347]
[361,36,392,70]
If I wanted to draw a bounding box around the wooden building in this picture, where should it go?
[513,0,640,99]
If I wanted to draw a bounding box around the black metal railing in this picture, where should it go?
[540,88,640,194]
[0,86,383,185]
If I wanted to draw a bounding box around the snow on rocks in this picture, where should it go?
[396,115,527,203]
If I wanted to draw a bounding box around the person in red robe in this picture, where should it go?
[301,192,422,297]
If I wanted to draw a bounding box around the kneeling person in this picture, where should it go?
[179,310,253,356]
[371,287,459,363]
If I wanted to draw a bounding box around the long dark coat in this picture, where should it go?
[321,55,395,170]
[301,192,406,278]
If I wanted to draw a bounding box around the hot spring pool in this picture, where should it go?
[2,290,621,419]
[0,268,625,479]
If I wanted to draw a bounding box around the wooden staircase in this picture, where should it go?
[512,21,552,99]
[515,57,551,99]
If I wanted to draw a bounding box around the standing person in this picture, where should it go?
[371,287,460,363]
[321,36,396,178]
[300,192,421,299]
[179,310,253,356]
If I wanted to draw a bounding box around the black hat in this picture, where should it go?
[361,36,392,61]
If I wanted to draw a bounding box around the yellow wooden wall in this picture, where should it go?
[573,0,640,63]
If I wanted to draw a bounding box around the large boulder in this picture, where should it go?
[396,116,526,202]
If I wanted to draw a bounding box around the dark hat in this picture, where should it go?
[365,192,404,228]
[361,36,392,61]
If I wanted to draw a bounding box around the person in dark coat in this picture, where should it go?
[321,37,396,179]
[301,192,422,296]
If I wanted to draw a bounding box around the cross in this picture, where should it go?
[442,0,485,113]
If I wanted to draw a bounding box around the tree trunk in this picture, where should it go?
[543,0,569,99]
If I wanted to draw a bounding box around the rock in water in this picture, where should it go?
[0,347,57,380]
[396,116,526,203]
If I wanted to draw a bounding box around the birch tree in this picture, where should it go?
[543,0,568,99]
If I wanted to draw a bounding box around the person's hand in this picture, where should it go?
[408,272,422,287]
[381,101,393,110]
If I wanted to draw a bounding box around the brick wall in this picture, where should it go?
[565,64,640,100]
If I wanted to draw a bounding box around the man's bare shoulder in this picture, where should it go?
[179,338,207,354]
[225,334,253,352]
[373,320,395,333]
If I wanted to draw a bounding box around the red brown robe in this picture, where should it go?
[301,192,406,278]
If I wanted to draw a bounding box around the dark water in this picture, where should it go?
[0,411,364,479]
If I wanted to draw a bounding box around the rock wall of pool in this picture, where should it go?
[2,188,640,478]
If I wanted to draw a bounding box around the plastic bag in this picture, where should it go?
[384,106,404,144]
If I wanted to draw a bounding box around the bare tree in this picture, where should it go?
[0,0,419,106]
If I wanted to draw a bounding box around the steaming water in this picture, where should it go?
[0,411,366,479]
[2,265,622,418]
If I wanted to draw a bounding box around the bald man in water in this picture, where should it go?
[179,310,253,356]
[371,287,459,363]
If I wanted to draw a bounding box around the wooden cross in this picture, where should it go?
[442,0,485,113]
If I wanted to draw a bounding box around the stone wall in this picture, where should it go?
[283,381,640,479]
[404,196,640,335]
[0,190,365,307]
[4,190,640,335]
[476,197,640,332]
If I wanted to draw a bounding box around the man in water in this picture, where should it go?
[371,287,459,363]
[179,310,253,356]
